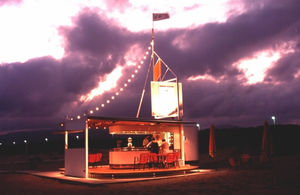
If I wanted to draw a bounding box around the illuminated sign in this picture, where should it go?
[151,81,183,119]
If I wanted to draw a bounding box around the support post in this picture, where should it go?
[180,124,185,166]
[85,120,89,178]
[64,131,68,149]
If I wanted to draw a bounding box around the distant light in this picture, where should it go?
[131,74,135,78]
[146,51,149,55]
[138,65,141,69]
[111,96,115,100]
[116,92,119,96]
[13,141,16,145]
[196,123,200,128]
[143,56,146,59]
[148,46,151,50]
[45,138,48,142]
[76,135,79,140]
[60,123,64,127]
[90,110,94,114]
[77,115,81,119]
[70,118,73,121]
[124,83,127,87]
[106,100,110,104]
[0,143,2,146]
[128,79,131,82]
[120,88,123,91]
[271,116,276,120]
[101,104,105,107]
[24,140,27,144]
[95,107,99,111]
[135,70,138,73]
[140,61,143,64]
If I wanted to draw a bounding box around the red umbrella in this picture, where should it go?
[209,124,216,158]
[260,121,273,163]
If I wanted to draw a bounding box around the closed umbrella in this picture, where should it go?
[209,124,216,158]
[260,121,273,163]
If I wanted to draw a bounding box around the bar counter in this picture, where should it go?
[109,147,149,168]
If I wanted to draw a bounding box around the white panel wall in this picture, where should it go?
[65,148,86,178]
[184,126,199,161]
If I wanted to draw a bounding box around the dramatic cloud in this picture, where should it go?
[1,0,300,132]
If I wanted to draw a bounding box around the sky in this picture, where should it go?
[0,0,300,133]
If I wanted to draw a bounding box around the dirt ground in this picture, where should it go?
[0,155,299,195]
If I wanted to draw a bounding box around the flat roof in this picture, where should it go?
[87,116,196,126]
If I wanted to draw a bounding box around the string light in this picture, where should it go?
[66,43,152,121]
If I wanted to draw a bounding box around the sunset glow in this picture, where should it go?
[235,51,281,85]
[79,66,123,102]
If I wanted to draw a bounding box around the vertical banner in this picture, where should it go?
[153,59,161,81]
[151,81,183,118]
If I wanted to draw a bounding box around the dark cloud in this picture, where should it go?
[1,1,300,132]
[265,50,300,82]
[154,0,300,80]
[0,9,143,131]
[0,0,22,6]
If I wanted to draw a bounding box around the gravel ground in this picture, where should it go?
[0,155,299,195]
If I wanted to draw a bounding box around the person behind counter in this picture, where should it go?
[127,137,134,149]
[143,135,150,148]
[161,139,169,154]
[147,137,159,154]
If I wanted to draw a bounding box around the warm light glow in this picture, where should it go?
[120,88,124,91]
[0,1,244,64]
[77,115,81,119]
[187,74,223,83]
[101,104,105,107]
[80,66,123,102]
[106,100,110,103]
[124,83,128,87]
[131,74,135,78]
[90,110,94,114]
[116,92,119,96]
[95,107,99,111]
[111,96,115,99]
[234,50,281,85]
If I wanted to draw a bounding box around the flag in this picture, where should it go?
[153,59,161,81]
[153,13,170,21]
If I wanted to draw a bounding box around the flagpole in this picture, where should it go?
[136,15,155,118]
